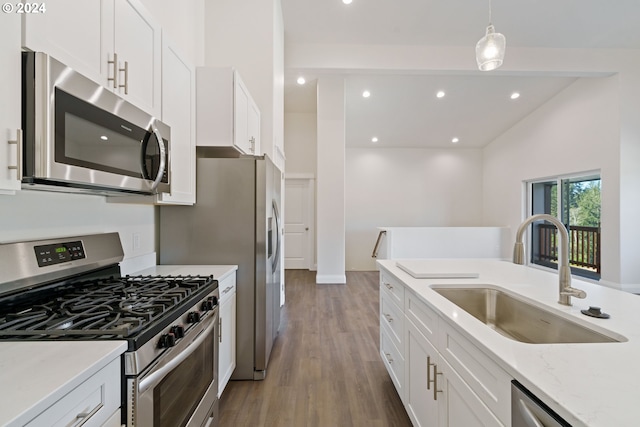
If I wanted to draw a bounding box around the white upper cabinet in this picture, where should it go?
[196,67,261,156]
[155,33,196,205]
[23,0,161,117]
[0,11,21,194]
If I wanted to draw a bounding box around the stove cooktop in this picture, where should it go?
[0,274,217,346]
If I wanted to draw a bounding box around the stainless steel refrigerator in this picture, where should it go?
[159,151,282,380]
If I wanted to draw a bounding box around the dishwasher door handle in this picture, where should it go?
[518,399,544,427]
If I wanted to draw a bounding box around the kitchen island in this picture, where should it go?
[378,258,640,427]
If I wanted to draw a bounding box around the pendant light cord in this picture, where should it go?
[488,0,493,25]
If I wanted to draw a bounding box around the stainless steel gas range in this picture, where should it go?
[0,233,219,427]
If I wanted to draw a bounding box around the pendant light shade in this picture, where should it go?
[476,24,506,71]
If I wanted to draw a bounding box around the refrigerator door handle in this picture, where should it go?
[272,200,281,274]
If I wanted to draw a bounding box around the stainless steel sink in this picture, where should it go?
[432,286,625,344]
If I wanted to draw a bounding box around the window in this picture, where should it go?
[528,173,601,280]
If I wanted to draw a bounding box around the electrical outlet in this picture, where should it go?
[132,232,141,251]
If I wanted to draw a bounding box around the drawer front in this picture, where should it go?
[26,357,121,427]
[380,272,404,308]
[381,328,405,399]
[218,272,237,305]
[439,321,511,425]
[406,292,438,343]
[380,291,404,346]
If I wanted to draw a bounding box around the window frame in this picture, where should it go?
[525,170,601,281]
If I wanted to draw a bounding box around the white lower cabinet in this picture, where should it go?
[218,272,237,397]
[380,270,510,427]
[380,273,406,399]
[406,318,504,427]
[25,357,121,427]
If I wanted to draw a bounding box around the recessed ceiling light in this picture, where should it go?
[100,135,108,141]
[451,137,459,143]
[362,90,371,98]
[436,91,446,98]
[342,0,353,4]
[510,92,520,100]
[297,77,306,85]
[371,137,378,143]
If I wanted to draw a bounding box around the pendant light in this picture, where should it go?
[475,0,506,71]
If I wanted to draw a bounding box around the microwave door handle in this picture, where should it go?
[138,314,216,394]
[148,124,166,191]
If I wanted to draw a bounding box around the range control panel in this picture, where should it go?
[34,240,86,267]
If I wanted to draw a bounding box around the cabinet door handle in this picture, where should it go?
[384,282,393,291]
[119,60,129,95]
[219,317,222,343]
[384,313,393,323]
[384,353,393,363]
[249,136,255,153]
[427,355,434,389]
[433,364,443,401]
[7,129,22,178]
[108,53,118,88]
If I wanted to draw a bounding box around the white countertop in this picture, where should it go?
[0,341,127,427]
[378,258,640,427]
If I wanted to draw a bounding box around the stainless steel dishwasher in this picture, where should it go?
[512,381,572,427]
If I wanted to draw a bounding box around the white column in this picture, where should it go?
[316,77,346,284]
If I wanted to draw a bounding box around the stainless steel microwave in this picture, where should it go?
[21,52,170,195]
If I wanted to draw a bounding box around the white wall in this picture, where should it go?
[0,191,156,262]
[284,112,317,175]
[482,76,621,285]
[346,147,484,270]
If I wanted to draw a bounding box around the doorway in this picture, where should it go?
[284,176,315,270]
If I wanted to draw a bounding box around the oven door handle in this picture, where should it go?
[138,313,216,394]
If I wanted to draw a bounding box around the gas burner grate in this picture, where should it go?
[0,274,215,340]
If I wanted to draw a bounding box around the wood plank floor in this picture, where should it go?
[219,270,412,427]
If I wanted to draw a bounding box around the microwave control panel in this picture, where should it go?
[34,240,86,267]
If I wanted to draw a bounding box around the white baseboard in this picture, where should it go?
[316,274,346,284]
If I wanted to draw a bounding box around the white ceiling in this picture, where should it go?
[281,0,640,148]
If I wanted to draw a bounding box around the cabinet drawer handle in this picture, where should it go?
[222,286,233,294]
[108,53,118,88]
[73,402,103,427]
[384,353,394,363]
[432,364,443,401]
[7,129,22,178]
[384,282,393,290]
[384,313,393,323]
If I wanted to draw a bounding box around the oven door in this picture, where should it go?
[130,309,219,427]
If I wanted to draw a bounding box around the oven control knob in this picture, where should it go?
[201,300,212,311]
[187,311,201,323]
[209,296,218,306]
[170,325,185,338]
[158,333,176,348]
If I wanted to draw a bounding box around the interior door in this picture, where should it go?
[284,178,313,269]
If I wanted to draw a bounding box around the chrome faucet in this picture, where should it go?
[513,214,587,306]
